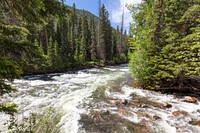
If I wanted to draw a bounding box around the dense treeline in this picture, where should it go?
[26,3,128,74]
[128,0,200,93]
[0,0,128,116]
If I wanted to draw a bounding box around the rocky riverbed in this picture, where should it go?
[0,64,199,133]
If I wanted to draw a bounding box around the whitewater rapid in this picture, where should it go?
[0,64,200,133]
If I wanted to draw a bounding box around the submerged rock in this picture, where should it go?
[163,102,172,108]
[172,110,187,116]
[130,81,140,88]
[184,96,197,103]
[153,115,162,120]
[119,109,127,116]
[189,120,200,127]
[108,99,119,107]
[121,99,128,105]
[80,111,152,133]
[130,94,165,109]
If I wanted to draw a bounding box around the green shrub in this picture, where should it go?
[7,107,63,133]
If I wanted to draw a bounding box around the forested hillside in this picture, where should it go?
[1,0,129,75]
[128,0,200,93]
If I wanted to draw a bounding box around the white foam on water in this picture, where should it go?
[128,113,141,123]
[104,67,117,71]
[106,81,200,133]
[153,120,177,133]
[2,65,200,133]
[0,66,129,133]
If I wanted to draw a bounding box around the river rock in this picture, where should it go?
[131,82,140,88]
[92,114,104,122]
[153,115,161,120]
[108,99,120,107]
[119,109,127,116]
[189,120,200,126]
[184,96,197,103]
[121,99,128,105]
[172,110,187,116]
[162,102,172,109]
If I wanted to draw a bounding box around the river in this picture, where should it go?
[0,64,200,133]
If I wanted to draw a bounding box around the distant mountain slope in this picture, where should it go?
[66,5,99,23]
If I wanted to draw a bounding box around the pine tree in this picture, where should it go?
[90,17,97,61]
[74,18,82,63]
[105,18,112,61]
[116,25,120,57]
[123,30,129,56]
[57,16,69,67]
[98,4,108,64]
[111,29,118,59]
[69,3,77,62]
[97,0,102,59]
[80,13,88,62]
[48,37,58,68]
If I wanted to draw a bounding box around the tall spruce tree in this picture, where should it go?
[98,4,109,64]
[90,17,97,61]
[80,13,88,62]
[69,3,77,62]
[97,0,102,59]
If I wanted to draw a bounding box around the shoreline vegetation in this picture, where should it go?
[128,0,200,95]
[22,61,128,76]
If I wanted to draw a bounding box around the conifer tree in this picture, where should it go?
[69,3,77,62]
[116,26,120,57]
[74,18,83,63]
[97,0,102,59]
[111,29,118,59]
[98,4,108,63]
[90,17,97,61]
[48,37,57,67]
[80,13,88,62]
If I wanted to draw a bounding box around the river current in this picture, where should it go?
[0,64,200,133]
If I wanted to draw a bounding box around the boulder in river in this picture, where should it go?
[189,120,200,127]
[184,96,197,103]
[153,115,161,120]
[108,98,121,107]
[119,109,127,116]
[162,102,172,109]
[80,111,152,133]
[172,110,187,116]
[121,99,128,105]
[130,82,140,88]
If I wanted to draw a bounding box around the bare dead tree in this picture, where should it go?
[119,8,124,55]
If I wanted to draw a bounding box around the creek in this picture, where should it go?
[0,64,200,133]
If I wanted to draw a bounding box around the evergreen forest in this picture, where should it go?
[128,0,200,93]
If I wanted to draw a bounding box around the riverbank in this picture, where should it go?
[22,61,128,76]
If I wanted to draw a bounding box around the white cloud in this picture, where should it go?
[109,0,141,30]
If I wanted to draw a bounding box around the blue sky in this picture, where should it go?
[66,0,141,31]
